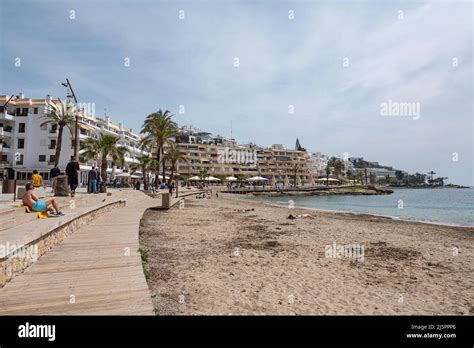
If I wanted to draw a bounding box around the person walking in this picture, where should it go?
[66,156,80,197]
[88,166,98,194]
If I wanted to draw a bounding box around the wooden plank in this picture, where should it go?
[0,191,156,315]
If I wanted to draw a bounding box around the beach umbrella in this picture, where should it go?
[225,176,237,181]
[188,176,201,181]
[270,176,277,186]
[247,176,269,182]
[205,176,221,181]
[158,175,170,180]
[284,176,290,186]
[309,175,316,186]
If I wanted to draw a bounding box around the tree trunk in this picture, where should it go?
[161,147,166,186]
[142,164,149,190]
[101,155,108,193]
[155,147,161,189]
[326,172,329,187]
[54,125,64,167]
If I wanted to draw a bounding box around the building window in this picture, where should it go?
[49,139,56,149]
[1,155,7,162]
[16,154,24,165]
[21,108,28,116]
[39,155,46,162]
[16,108,21,116]
[18,123,26,133]
[34,107,38,114]
[49,155,55,164]
[17,139,25,149]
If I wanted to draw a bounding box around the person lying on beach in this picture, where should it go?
[234,208,255,212]
[287,213,314,220]
[22,183,64,216]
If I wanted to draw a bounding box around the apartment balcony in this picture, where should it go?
[0,127,12,138]
[125,145,142,154]
[0,110,14,121]
[48,130,58,137]
[0,145,11,153]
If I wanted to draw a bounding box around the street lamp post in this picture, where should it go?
[61,78,79,161]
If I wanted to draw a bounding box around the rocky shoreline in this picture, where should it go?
[249,185,393,197]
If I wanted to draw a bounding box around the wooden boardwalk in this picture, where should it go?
[0,191,158,315]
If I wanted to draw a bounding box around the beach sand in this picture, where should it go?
[140,195,474,315]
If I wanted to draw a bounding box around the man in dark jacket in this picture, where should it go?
[88,166,98,194]
[65,156,80,197]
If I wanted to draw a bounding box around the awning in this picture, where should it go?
[247,176,269,182]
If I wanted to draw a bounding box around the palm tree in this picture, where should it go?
[164,143,186,185]
[141,110,178,187]
[40,99,78,167]
[293,164,299,187]
[328,157,344,178]
[428,171,436,185]
[325,165,331,187]
[346,169,353,184]
[81,134,128,192]
[198,168,209,185]
[130,155,154,190]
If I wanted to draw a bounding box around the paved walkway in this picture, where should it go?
[0,190,159,315]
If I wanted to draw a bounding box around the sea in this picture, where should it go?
[248,187,474,227]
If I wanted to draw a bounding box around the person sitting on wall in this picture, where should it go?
[22,183,64,216]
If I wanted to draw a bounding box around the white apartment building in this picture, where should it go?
[308,152,329,176]
[353,167,397,179]
[0,93,146,185]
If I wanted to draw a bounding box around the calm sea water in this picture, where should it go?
[250,188,474,227]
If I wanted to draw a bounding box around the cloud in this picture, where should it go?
[1,0,472,184]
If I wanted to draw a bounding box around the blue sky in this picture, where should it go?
[1,0,472,185]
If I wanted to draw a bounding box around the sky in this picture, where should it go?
[0,0,472,185]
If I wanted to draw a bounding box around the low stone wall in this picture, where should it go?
[0,200,126,287]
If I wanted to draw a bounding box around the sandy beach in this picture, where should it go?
[140,194,474,315]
